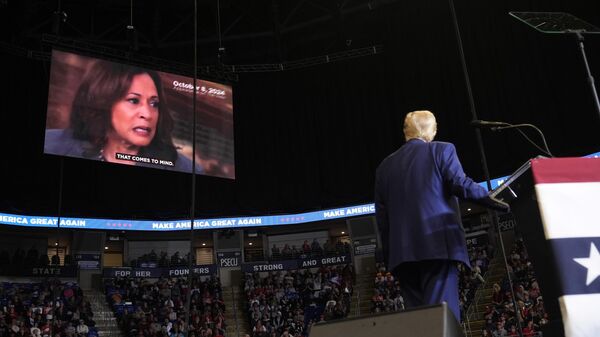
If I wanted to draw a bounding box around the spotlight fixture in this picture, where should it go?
[126,25,138,51]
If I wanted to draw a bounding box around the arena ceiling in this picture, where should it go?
[2,0,387,66]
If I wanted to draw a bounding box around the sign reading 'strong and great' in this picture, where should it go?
[241,254,351,272]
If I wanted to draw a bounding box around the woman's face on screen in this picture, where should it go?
[109,73,159,148]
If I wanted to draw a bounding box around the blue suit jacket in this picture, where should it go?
[375,139,488,270]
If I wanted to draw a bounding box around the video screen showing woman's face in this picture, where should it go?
[44,50,235,179]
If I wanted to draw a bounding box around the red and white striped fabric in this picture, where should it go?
[532,157,600,337]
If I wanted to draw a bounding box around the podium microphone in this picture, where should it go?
[470,119,554,157]
[470,120,510,128]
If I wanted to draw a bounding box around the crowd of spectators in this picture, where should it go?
[459,243,492,319]
[0,279,95,337]
[371,264,404,314]
[105,275,225,337]
[481,238,547,337]
[270,240,351,260]
[244,264,353,337]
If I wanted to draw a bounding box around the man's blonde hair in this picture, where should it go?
[403,110,437,142]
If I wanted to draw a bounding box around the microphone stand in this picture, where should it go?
[491,124,554,158]
[447,2,523,335]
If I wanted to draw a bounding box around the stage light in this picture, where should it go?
[467,208,472,212]
[104,246,108,250]
[127,25,138,51]
[249,242,253,246]
[52,11,67,35]
[341,231,345,234]
[202,243,206,246]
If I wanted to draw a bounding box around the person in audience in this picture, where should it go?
[281,245,292,259]
[76,319,89,336]
[322,240,334,256]
[302,241,311,255]
[271,245,281,259]
[310,239,322,256]
[253,320,268,337]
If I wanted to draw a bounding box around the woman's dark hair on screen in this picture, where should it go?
[69,59,177,160]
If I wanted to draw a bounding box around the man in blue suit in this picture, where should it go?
[375,110,492,321]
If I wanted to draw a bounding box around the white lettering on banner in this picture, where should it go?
[253,264,284,272]
[302,260,317,267]
[135,271,151,277]
[324,210,345,218]
[30,218,57,225]
[60,219,86,227]
[345,205,375,215]
[322,256,347,265]
[115,271,131,277]
[194,267,210,274]
[32,268,61,275]
[0,215,29,224]
[152,223,174,229]
[220,258,238,267]
[175,222,191,229]
[238,218,262,225]
[211,219,236,227]
[196,221,211,227]
[168,268,210,276]
[498,219,516,231]
[169,269,189,276]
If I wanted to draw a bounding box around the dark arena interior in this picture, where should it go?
[1,1,599,337]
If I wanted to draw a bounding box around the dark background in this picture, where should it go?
[0,0,599,219]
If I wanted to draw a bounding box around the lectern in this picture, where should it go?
[490,157,600,337]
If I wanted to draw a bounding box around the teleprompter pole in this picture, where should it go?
[574,31,600,122]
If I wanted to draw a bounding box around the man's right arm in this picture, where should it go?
[438,143,509,212]
[438,143,488,201]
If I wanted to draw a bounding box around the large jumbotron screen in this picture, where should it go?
[44,50,235,179]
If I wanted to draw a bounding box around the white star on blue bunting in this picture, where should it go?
[574,242,600,286]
